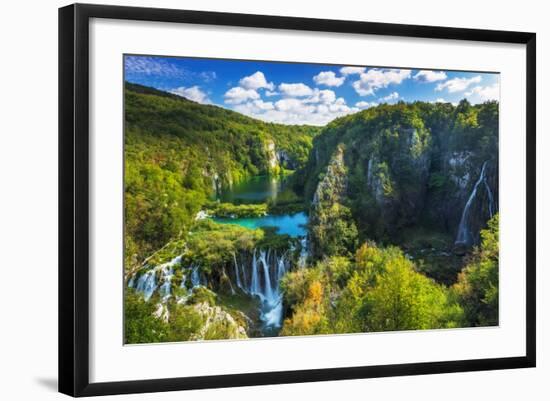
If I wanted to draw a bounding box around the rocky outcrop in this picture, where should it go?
[312,145,348,206]
[300,101,498,247]
[264,139,280,173]
[309,145,358,260]
[189,302,248,340]
[277,149,297,170]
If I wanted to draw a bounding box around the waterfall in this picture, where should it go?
[233,247,290,330]
[158,264,174,301]
[455,161,494,246]
[128,245,293,331]
[277,252,287,280]
[233,253,244,291]
[133,255,181,301]
[135,270,157,301]
[259,250,274,302]
[190,265,202,287]
[250,250,260,296]
[298,237,308,268]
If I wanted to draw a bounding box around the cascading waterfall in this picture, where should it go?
[257,249,287,330]
[259,250,274,302]
[250,251,260,296]
[134,270,157,301]
[455,161,495,246]
[190,265,202,287]
[277,252,287,280]
[132,255,182,301]
[129,245,294,332]
[233,253,244,291]
[239,247,290,329]
[158,265,174,300]
[298,236,308,268]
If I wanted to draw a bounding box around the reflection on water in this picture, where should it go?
[214,175,308,238]
[216,176,286,204]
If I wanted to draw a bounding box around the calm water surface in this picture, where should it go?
[213,176,308,237]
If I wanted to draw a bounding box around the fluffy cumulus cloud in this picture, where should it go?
[313,71,345,87]
[233,86,358,126]
[465,83,499,103]
[278,83,314,97]
[239,71,275,91]
[234,99,275,114]
[340,66,366,75]
[356,101,378,109]
[170,86,211,104]
[436,75,482,93]
[352,69,411,96]
[304,89,337,104]
[224,86,260,104]
[379,91,400,103]
[413,70,447,83]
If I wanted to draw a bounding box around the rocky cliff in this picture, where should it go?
[298,100,499,249]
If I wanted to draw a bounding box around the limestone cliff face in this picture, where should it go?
[309,145,358,260]
[360,127,431,233]
[312,145,347,207]
[424,149,498,242]
[300,101,499,246]
[264,139,280,173]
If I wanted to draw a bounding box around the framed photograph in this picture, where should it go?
[59,3,536,397]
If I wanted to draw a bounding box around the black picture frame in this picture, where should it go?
[59,3,536,397]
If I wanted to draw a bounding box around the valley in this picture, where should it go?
[124,82,499,343]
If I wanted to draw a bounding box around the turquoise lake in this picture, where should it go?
[213,212,308,237]
[213,175,308,238]
[216,175,287,204]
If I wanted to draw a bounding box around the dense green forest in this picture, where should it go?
[125,83,319,269]
[124,83,499,343]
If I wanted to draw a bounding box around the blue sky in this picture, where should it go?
[125,55,500,126]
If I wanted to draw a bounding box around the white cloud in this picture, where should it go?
[224,86,260,104]
[275,98,315,113]
[352,69,411,96]
[379,91,400,103]
[304,89,337,104]
[239,71,275,91]
[265,90,279,97]
[436,75,482,93]
[125,56,187,78]
[356,101,378,109]
[414,70,447,83]
[313,71,345,87]
[465,83,499,103]
[278,83,314,97]
[233,87,358,125]
[234,99,275,114]
[170,86,211,104]
[340,66,366,75]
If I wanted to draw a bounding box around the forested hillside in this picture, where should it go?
[296,100,498,280]
[125,83,319,267]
